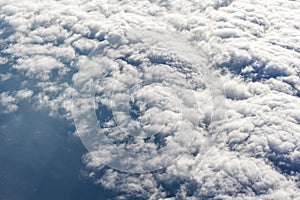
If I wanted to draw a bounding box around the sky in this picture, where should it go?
[0,0,300,199]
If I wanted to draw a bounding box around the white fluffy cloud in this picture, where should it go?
[0,92,18,113]
[1,0,300,199]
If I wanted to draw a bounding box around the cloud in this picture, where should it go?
[223,79,251,100]
[15,89,33,99]
[13,55,64,80]
[1,0,300,199]
[0,92,18,113]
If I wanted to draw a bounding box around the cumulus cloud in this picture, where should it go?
[0,92,18,113]
[1,0,300,199]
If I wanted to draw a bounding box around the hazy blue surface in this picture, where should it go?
[0,101,111,200]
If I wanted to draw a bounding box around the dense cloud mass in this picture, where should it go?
[1,0,300,199]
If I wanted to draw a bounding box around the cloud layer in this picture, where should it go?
[1,0,300,199]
